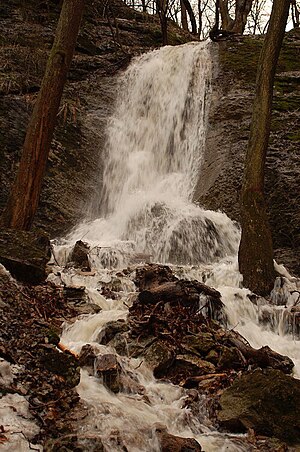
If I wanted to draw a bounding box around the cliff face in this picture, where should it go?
[0,0,190,237]
[196,30,300,276]
[1,2,299,275]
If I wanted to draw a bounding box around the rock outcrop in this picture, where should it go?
[0,0,192,238]
[196,30,300,276]
[218,368,300,444]
[0,229,51,284]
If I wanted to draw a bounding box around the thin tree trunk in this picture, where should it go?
[158,0,169,45]
[219,0,234,30]
[0,0,85,230]
[238,0,290,295]
[181,0,197,34]
[180,0,189,31]
[231,0,254,33]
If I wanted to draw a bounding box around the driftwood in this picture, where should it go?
[228,335,294,374]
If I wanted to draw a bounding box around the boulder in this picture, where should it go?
[95,354,121,393]
[97,319,129,345]
[69,240,90,271]
[78,344,97,369]
[167,354,215,385]
[142,340,175,378]
[156,428,202,451]
[0,229,51,284]
[134,263,177,290]
[181,333,215,356]
[218,368,300,444]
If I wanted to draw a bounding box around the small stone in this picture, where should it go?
[95,354,121,393]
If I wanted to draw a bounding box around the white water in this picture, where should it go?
[50,41,300,451]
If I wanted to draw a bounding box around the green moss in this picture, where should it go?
[219,36,262,83]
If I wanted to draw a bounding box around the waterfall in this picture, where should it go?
[63,42,240,268]
[50,41,300,452]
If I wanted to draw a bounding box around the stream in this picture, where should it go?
[49,41,300,451]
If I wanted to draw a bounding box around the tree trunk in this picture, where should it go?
[0,0,85,230]
[219,0,234,30]
[180,0,189,31]
[181,0,197,34]
[231,0,254,33]
[158,0,169,45]
[238,0,290,295]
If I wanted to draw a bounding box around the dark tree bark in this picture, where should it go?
[180,0,189,31]
[238,0,290,295]
[181,0,197,34]
[219,0,253,33]
[219,0,234,30]
[158,0,169,45]
[231,0,254,33]
[0,0,85,230]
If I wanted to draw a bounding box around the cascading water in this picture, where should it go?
[60,41,240,268]
[50,41,300,451]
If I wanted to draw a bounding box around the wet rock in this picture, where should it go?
[167,354,216,385]
[79,344,97,369]
[218,368,300,444]
[142,340,175,378]
[95,354,121,393]
[135,263,177,290]
[126,336,157,358]
[69,240,90,271]
[0,229,51,284]
[63,285,86,302]
[181,333,215,356]
[97,319,129,345]
[45,434,104,451]
[218,346,245,370]
[38,347,80,388]
[156,428,202,451]
[108,332,130,356]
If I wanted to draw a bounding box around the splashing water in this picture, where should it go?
[59,41,240,268]
[51,41,300,451]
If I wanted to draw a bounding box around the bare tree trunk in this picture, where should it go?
[291,0,300,27]
[219,0,234,30]
[0,0,85,230]
[231,0,254,33]
[181,0,197,34]
[180,0,189,31]
[238,0,290,295]
[198,0,203,37]
[158,0,169,45]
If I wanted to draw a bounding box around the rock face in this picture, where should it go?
[218,368,300,444]
[0,229,51,283]
[0,0,191,238]
[195,30,300,276]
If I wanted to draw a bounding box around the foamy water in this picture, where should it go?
[49,41,300,451]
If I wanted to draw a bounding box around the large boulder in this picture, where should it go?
[0,229,51,284]
[218,368,300,444]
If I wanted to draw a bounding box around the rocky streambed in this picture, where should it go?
[2,240,300,451]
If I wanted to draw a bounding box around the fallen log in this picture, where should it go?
[228,336,294,374]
